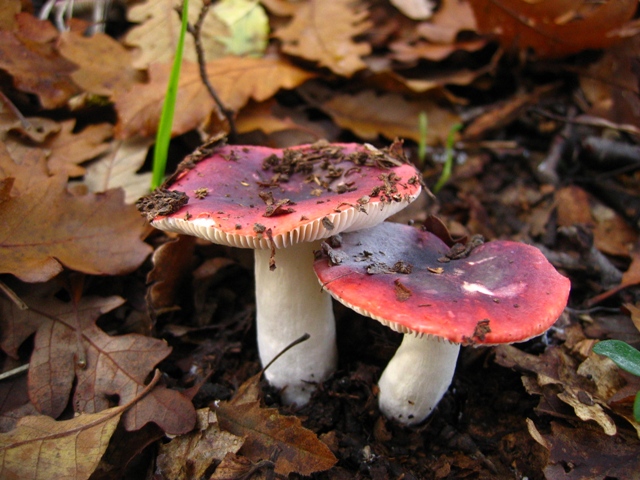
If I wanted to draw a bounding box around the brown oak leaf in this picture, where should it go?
[0,174,152,282]
[0,13,80,108]
[470,0,637,59]
[115,57,315,139]
[216,400,337,476]
[0,407,123,480]
[57,31,140,97]
[0,294,196,435]
[267,0,372,77]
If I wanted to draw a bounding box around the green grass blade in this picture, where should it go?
[417,112,428,166]
[151,0,189,189]
[432,123,462,194]
[592,339,640,377]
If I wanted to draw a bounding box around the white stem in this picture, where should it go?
[254,241,337,406]
[378,334,460,425]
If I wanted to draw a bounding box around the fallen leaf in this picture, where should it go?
[321,89,460,143]
[115,57,315,139]
[416,0,479,44]
[543,421,640,479]
[390,0,436,20]
[216,400,337,476]
[209,452,264,480]
[579,34,640,131]
[463,84,557,140]
[57,31,140,97]
[146,234,196,314]
[82,137,153,203]
[390,38,487,62]
[470,0,637,58]
[268,0,372,77]
[0,13,80,109]
[156,408,244,480]
[44,120,113,177]
[0,407,122,480]
[0,139,51,195]
[0,175,151,282]
[124,0,266,69]
[0,0,20,31]
[0,294,196,434]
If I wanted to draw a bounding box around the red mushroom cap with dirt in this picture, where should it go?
[314,222,571,425]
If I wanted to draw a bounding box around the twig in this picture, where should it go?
[182,2,238,141]
[0,280,29,310]
[0,364,30,382]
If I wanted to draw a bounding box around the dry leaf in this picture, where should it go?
[544,421,640,479]
[579,34,640,130]
[0,407,122,480]
[0,0,20,31]
[146,235,196,313]
[57,31,140,97]
[44,120,113,177]
[216,400,337,476]
[155,408,244,480]
[0,175,151,282]
[125,0,266,69]
[470,0,637,58]
[390,0,436,20]
[0,13,80,109]
[0,294,196,434]
[269,0,372,77]
[416,0,479,44]
[321,90,460,143]
[82,137,153,203]
[115,57,315,139]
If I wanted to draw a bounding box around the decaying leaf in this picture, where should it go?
[0,294,196,435]
[115,58,315,139]
[82,137,154,203]
[216,400,337,476]
[470,0,638,58]
[156,408,244,480]
[0,175,151,282]
[543,421,640,479]
[0,13,80,108]
[268,0,372,77]
[43,120,113,177]
[321,90,460,144]
[57,31,140,97]
[146,234,197,314]
[0,407,122,480]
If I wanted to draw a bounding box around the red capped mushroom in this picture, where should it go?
[313,222,570,424]
[137,139,422,405]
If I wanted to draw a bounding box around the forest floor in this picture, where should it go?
[1,1,640,479]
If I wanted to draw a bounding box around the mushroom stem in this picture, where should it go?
[254,241,337,406]
[377,334,460,425]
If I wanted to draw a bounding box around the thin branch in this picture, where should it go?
[181,2,238,142]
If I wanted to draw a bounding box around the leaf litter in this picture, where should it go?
[1,0,640,478]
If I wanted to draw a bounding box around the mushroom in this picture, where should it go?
[137,139,421,405]
[313,222,570,425]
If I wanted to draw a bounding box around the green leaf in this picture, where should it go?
[592,340,640,377]
[634,391,640,423]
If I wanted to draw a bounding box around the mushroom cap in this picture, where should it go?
[142,142,421,249]
[314,222,571,345]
